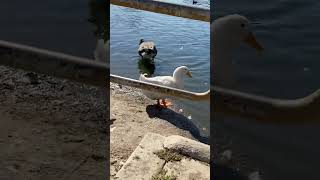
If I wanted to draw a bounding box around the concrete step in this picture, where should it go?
[114,133,210,180]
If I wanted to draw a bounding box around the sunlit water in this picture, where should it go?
[110,2,210,138]
[214,0,320,179]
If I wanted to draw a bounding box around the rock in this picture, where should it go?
[163,135,210,163]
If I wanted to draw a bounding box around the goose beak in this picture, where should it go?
[186,71,192,78]
[244,32,264,53]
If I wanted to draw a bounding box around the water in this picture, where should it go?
[110,2,210,139]
[0,0,107,60]
[214,0,320,179]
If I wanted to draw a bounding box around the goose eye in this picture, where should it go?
[241,23,245,28]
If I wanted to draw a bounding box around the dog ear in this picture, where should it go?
[139,39,144,45]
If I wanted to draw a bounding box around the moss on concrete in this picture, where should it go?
[154,149,182,162]
[152,169,177,180]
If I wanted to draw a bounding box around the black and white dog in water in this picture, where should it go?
[138,39,157,60]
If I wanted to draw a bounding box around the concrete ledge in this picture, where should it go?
[164,159,210,180]
[114,133,210,179]
[114,133,166,179]
[164,135,210,163]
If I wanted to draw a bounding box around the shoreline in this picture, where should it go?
[110,82,209,178]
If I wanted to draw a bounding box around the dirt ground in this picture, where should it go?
[0,63,209,180]
[0,65,107,180]
[110,83,209,178]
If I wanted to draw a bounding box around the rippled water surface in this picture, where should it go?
[110,1,210,138]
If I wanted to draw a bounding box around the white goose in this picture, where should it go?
[212,14,263,88]
[139,66,192,108]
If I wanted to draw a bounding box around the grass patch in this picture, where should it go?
[154,149,182,162]
[152,169,177,180]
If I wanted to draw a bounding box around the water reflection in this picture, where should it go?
[138,58,156,77]
[88,0,108,63]
[88,0,108,42]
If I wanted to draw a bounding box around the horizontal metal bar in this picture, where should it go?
[111,74,210,101]
[113,73,320,122]
[0,40,108,87]
[213,86,320,123]
[110,0,210,22]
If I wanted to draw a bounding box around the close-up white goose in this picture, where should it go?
[211,14,263,88]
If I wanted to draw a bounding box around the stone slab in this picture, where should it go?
[114,133,166,180]
[115,133,211,180]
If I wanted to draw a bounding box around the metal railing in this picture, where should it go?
[213,86,320,122]
[111,74,210,101]
[110,0,210,22]
[0,40,108,87]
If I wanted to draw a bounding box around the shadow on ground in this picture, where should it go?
[146,105,209,144]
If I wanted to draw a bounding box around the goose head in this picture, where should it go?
[212,14,263,52]
[211,14,263,87]
[173,66,192,80]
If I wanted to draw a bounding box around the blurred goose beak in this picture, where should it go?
[244,32,264,53]
[186,71,192,78]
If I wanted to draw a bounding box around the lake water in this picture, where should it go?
[0,0,108,60]
[213,0,320,179]
[110,2,210,139]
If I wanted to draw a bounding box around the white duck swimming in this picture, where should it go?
[138,39,158,60]
[212,14,263,88]
[139,66,192,108]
